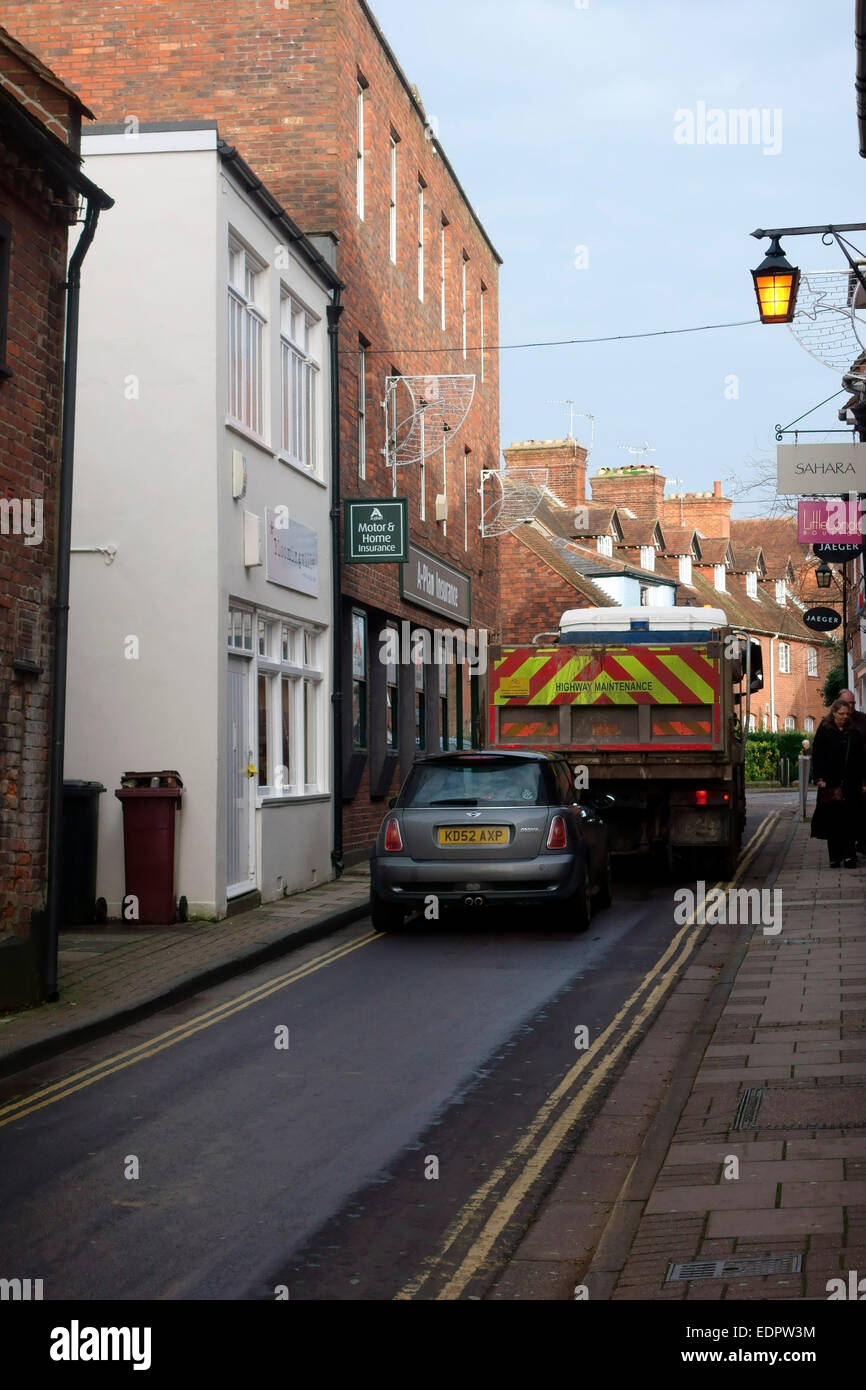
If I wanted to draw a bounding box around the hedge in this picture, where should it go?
[745,731,810,783]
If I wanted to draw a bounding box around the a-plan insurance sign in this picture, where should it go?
[777,443,866,495]
[344,498,409,563]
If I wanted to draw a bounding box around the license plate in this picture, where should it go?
[438,826,509,846]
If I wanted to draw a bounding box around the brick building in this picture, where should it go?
[0,28,110,1004]
[497,446,833,735]
[6,0,502,865]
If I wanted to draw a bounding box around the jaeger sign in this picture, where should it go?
[802,606,842,633]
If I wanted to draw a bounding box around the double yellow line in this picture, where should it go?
[0,930,384,1131]
[396,811,780,1300]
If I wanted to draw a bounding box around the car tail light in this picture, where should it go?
[547,815,568,850]
[384,819,403,852]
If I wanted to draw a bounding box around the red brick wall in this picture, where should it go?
[497,533,593,645]
[590,466,666,516]
[662,493,731,539]
[0,70,69,936]
[502,440,587,514]
[4,0,501,857]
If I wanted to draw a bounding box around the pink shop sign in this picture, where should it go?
[797,499,864,544]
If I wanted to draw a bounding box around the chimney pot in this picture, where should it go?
[713,481,722,498]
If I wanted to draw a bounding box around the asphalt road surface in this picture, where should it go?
[0,796,782,1300]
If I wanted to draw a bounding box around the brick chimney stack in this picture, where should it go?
[589,465,666,518]
[502,438,588,513]
[661,480,731,539]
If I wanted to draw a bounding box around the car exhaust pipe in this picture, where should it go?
[463,895,484,907]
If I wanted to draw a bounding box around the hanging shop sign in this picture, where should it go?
[802,606,842,633]
[777,444,866,495]
[812,541,863,563]
[344,498,409,563]
[797,498,864,544]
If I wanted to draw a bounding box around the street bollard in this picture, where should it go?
[798,747,811,822]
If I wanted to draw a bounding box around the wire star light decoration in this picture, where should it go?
[788,266,866,372]
[382,374,476,467]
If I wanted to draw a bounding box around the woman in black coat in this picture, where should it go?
[811,697,866,867]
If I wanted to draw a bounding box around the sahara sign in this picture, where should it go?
[344,498,409,563]
[777,444,866,495]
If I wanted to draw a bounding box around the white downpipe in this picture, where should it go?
[769,634,777,732]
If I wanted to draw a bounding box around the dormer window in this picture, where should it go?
[597,535,613,557]
[678,554,692,584]
[714,563,726,593]
[775,579,787,606]
[640,545,655,572]
[746,571,758,599]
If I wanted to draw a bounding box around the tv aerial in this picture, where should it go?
[618,441,656,458]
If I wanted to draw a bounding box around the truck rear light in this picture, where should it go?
[384,819,403,852]
[695,789,708,806]
[547,815,568,850]
[692,789,730,806]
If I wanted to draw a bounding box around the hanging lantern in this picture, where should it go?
[751,236,800,323]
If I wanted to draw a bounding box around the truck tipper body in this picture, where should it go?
[482,606,763,877]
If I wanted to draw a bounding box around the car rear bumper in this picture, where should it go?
[370,852,584,905]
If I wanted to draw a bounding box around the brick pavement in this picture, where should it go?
[577,811,866,1302]
[0,867,370,1076]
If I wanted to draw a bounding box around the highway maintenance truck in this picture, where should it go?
[482,606,763,878]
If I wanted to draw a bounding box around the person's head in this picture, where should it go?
[829,696,852,730]
[839,689,857,714]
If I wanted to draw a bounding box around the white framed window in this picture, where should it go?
[784,715,795,731]
[807,646,818,677]
[228,236,266,437]
[385,624,399,750]
[746,571,758,599]
[480,282,486,382]
[678,554,692,584]
[597,535,613,557]
[640,545,655,572]
[352,611,368,749]
[440,218,448,331]
[417,179,425,301]
[713,563,726,593]
[804,716,814,733]
[358,342,367,480]
[775,579,787,606]
[778,642,790,674]
[461,251,468,359]
[639,584,650,607]
[748,712,757,732]
[389,132,398,263]
[255,614,325,797]
[228,606,254,653]
[280,291,320,474]
[356,78,366,219]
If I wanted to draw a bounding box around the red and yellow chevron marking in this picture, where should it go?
[651,719,712,736]
[492,646,719,707]
[499,717,559,739]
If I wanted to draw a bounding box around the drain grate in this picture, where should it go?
[732,1087,763,1129]
[666,1254,802,1283]
[733,1081,866,1131]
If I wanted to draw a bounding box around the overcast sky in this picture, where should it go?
[372,0,863,515]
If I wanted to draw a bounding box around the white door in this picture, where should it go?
[227,656,254,897]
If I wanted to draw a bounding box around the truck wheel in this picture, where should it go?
[370,893,407,933]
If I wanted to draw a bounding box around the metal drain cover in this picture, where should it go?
[734,1082,866,1131]
[666,1254,802,1283]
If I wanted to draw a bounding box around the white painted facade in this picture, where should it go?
[66,125,336,920]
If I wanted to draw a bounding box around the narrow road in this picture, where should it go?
[0,797,783,1300]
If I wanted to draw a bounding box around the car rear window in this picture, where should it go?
[402,758,548,808]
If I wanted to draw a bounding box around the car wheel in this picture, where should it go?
[370,893,407,933]
[554,867,592,934]
[594,853,613,910]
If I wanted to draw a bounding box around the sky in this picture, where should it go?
[371,0,865,517]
